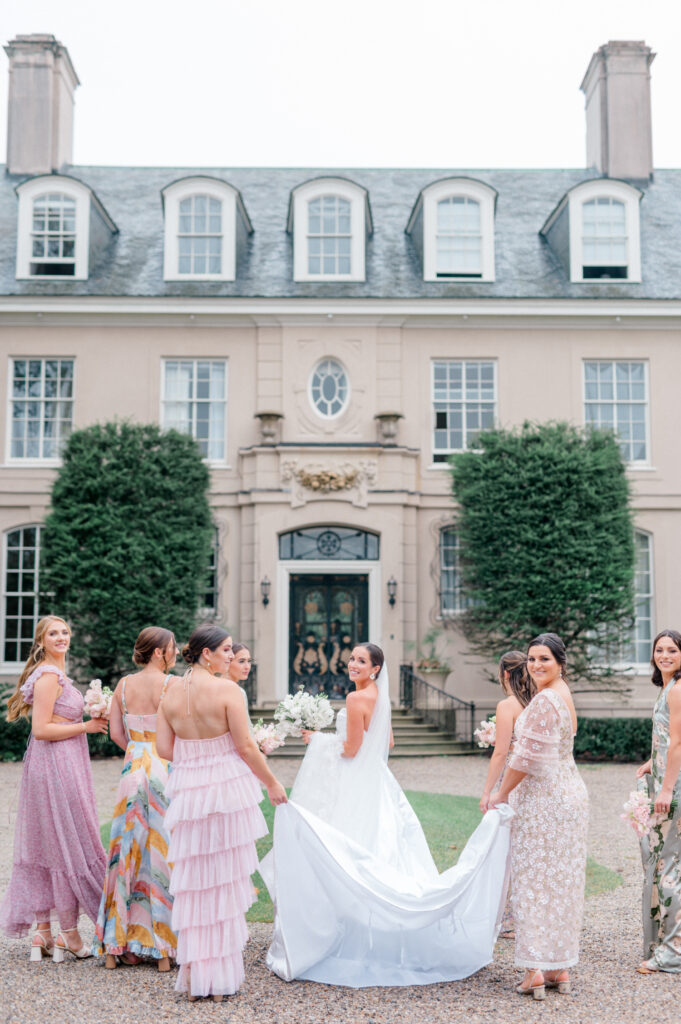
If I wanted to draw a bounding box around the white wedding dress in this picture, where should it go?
[260,666,513,988]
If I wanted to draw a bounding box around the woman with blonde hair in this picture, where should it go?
[94,626,178,970]
[0,616,108,961]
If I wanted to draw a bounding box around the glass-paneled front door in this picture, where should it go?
[289,573,368,696]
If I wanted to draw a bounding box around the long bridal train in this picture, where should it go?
[260,662,513,988]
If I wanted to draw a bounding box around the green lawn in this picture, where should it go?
[101,789,621,924]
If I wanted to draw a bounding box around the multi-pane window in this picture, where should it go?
[582,197,627,279]
[310,359,349,418]
[627,531,654,665]
[432,361,496,462]
[307,196,352,275]
[178,195,222,275]
[10,359,74,460]
[162,360,227,461]
[440,527,466,615]
[436,197,482,277]
[584,361,648,463]
[3,526,40,664]
[30,193,76,277]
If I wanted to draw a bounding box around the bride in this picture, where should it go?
[260,643,513,988]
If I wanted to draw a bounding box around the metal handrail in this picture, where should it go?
[399,663,476,746]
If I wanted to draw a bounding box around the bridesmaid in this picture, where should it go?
[0,616,108,961]
[156,624,287,1002]
[636,628,681,974]
[479,650,534,939]
[227,642,254,724]
[490,633,588,1000]
[94,626,178,970]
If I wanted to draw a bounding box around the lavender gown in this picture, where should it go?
[0,664,106,936]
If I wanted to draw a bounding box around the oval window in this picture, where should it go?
[309,358,349,418]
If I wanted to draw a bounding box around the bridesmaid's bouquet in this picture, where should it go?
[253,719,285,755]
[621,789,677,838]
[274,686,335,738]
[474,716,496,748]
[84,679,114,718]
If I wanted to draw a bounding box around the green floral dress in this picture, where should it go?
[640,678,681,971]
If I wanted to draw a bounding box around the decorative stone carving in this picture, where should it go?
[254,411,283,445]
[374,412,403,445]
[281,459,378,509]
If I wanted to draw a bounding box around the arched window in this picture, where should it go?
[436,196,482,277]
[309,358,349,418]
[582,197,627,279]
[178,194,223,275]
[288,177,371,282]
[279,527,379,561]
[3,525,41,664]
[307,196,352,275]
[162,176,252,281]
[406,178,496,282]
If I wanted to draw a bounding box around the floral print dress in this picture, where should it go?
[508,688,589,970]
[639,678,681,971]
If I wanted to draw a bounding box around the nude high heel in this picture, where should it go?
[157,956,170,973]
[29,927,53,962]
[545,969,571,993]
[53,931,93,963]
[516,969,546,1000]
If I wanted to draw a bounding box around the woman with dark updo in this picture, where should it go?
[156,624,287,1002]
[93,626,178,970]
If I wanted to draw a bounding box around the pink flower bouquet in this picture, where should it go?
[621,789,677,838]
[84,678,114,718]
[253,719,285,756]
[474,716,496,749]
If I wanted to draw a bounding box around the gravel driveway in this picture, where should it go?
[0,755,675,1024]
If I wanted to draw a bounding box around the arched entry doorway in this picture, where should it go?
[276,527,381,697]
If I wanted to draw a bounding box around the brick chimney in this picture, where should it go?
[580,40,655,182]
[4,34,79,175]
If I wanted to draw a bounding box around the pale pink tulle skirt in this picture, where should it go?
[165,732,267,997]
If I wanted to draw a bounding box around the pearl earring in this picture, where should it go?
[370,673,376,680]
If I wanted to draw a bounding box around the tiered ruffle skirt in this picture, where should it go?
[165,733,267,997]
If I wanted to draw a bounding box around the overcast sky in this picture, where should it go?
[2,0,680,170]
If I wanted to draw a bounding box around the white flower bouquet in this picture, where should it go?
[621,789,677,838]
[253,719,285,755]
[84,678,114,718]
[274,686,335,738]
[474,715,496,749]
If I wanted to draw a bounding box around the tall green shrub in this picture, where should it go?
[451,422,635,687]
[40,422,213,686]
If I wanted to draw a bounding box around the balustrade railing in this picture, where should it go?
[399,663,476,747]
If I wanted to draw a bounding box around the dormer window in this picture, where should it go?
[406,178,497,282]
[15,175,115,281]
[31,193,76,276]
[541,178,642,283]
[288,177,371,282]
[162,176,252,282]
[436,197,482,278]
[582,197,627,279]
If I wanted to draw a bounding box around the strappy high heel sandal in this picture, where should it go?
[53,930,93,963]
[516,969,546,1000]
[29,926,54,962]
[545,969,571,993]
[636,959,660,974]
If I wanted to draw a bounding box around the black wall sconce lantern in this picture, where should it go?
[260,576,271,607]
[387,576,397,607]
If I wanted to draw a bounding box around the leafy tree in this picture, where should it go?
[450,422,635,687]
[41,422,213,685]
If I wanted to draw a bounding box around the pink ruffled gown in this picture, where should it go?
[164,732,267,997]
[0,665,106,936]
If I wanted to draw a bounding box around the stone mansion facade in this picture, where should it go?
[0,34,678,714]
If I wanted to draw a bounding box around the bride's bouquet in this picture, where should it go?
[253,719,285,755]
[621,789,677,838]
[474,715,496,748]
[84,678,114,718]
[274,686,335,738]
